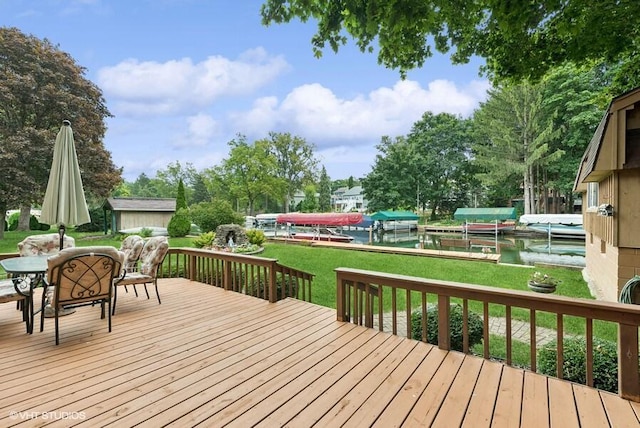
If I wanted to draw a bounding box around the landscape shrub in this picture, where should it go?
[537,336,618,393]
[193,231,215,248]
[139,227,153,238]
[247,274,298,300]
[411,303,484,351]
[190,199,243,233]
[7,212,19,231]
[167,208,191,237]
[245,229,266,246]
[6,213,48,231]
[75,207,107,232]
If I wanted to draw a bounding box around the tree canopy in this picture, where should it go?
[362,113,474,216]
[0,27,122,237]
[261,0,640,81]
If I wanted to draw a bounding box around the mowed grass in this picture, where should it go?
[1,231,613,341]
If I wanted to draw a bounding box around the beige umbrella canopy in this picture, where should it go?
[40,120,90,249]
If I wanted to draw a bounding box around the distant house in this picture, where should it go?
[102,197,176,234]
[574,87,640,302]
[332,186,368,212]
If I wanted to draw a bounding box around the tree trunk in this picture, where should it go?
[0,201,6,240]
[523,165,535,215]
[17,204,31,231]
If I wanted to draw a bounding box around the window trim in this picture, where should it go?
[586,182,599,210]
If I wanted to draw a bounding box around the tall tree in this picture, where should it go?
[300,184,318,212]
[0,27,121,238]
[541,63,608,211]
[263,132,318,212]
[408,112,474,219]
[473,82,562,214]
[191,173,211,204]
[155,161,197,201]
[221,135,283,215]
[261,1,640,81]
[318,166,332,212]
[175,179,187,211]
[362,136,415,212]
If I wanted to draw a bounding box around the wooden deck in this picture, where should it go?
[1,278,639,427]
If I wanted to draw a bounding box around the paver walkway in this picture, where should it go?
[376,312,560,346]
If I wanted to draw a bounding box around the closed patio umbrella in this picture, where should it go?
[40,120,90,249]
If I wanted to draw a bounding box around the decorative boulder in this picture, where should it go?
[214,224,248,248]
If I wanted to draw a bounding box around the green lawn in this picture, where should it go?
[1,230,612,342]
[260,242,616,342]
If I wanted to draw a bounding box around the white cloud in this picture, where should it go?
[98,47,290,116]
[231,78,490,148]
[170,113,220,148]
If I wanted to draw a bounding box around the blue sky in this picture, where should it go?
[1,0,491,182]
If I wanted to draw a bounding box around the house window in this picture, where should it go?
[587,182,599,209]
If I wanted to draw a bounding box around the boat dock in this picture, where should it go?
[301,240,501,263]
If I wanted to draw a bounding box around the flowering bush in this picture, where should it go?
[529,271,561,286]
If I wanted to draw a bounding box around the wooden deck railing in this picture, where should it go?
[163,248,314,303]
[335,267,640,401]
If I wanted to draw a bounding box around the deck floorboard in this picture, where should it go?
[0,278,637,427]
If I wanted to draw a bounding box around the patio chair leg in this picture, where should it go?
[40,287,47,332]
[112,286,118,315]
[55,310,59,345]
[143,284,150,299]
[155,282,161,304]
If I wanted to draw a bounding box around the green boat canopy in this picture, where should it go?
[370,210,419,221]
[453,207,517,221]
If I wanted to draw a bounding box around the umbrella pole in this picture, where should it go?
[58,224,66,250]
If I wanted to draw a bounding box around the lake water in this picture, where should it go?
[342,229,585,267]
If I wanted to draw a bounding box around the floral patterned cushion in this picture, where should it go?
[119,235,144,273]
[17,234,75,257]
[0,280,26,303]
[139,236,169,276]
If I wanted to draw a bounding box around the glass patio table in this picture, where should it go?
[0,255,49,333]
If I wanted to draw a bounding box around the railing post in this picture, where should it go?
[438,295,451,350]
[223,260,232,291]
[188,254,196,281]
[618,323,640,401]
[336,270,347,322]
[269,260,277,303]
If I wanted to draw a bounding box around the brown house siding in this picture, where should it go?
[584,239,618,301]
[576,88,640,302]
[618,169,640,247]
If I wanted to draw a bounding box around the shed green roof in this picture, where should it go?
[370,210,419,221]
[453,207,517,221]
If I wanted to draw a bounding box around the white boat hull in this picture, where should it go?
[526,223,585,237]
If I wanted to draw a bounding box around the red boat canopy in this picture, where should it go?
[276,212,363,226]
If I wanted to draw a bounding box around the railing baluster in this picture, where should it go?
[557,314,564,380]
[530,309,537,372]
[586,318,593,387]
[463,299,469,353]
[421,293,427,342]
[483,302,489,359]
[391,288,397,336]
[506,305,512,365]
[405,289,412,340]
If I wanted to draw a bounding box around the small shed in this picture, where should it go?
[453,208,517,221]
[102,197,176,234]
